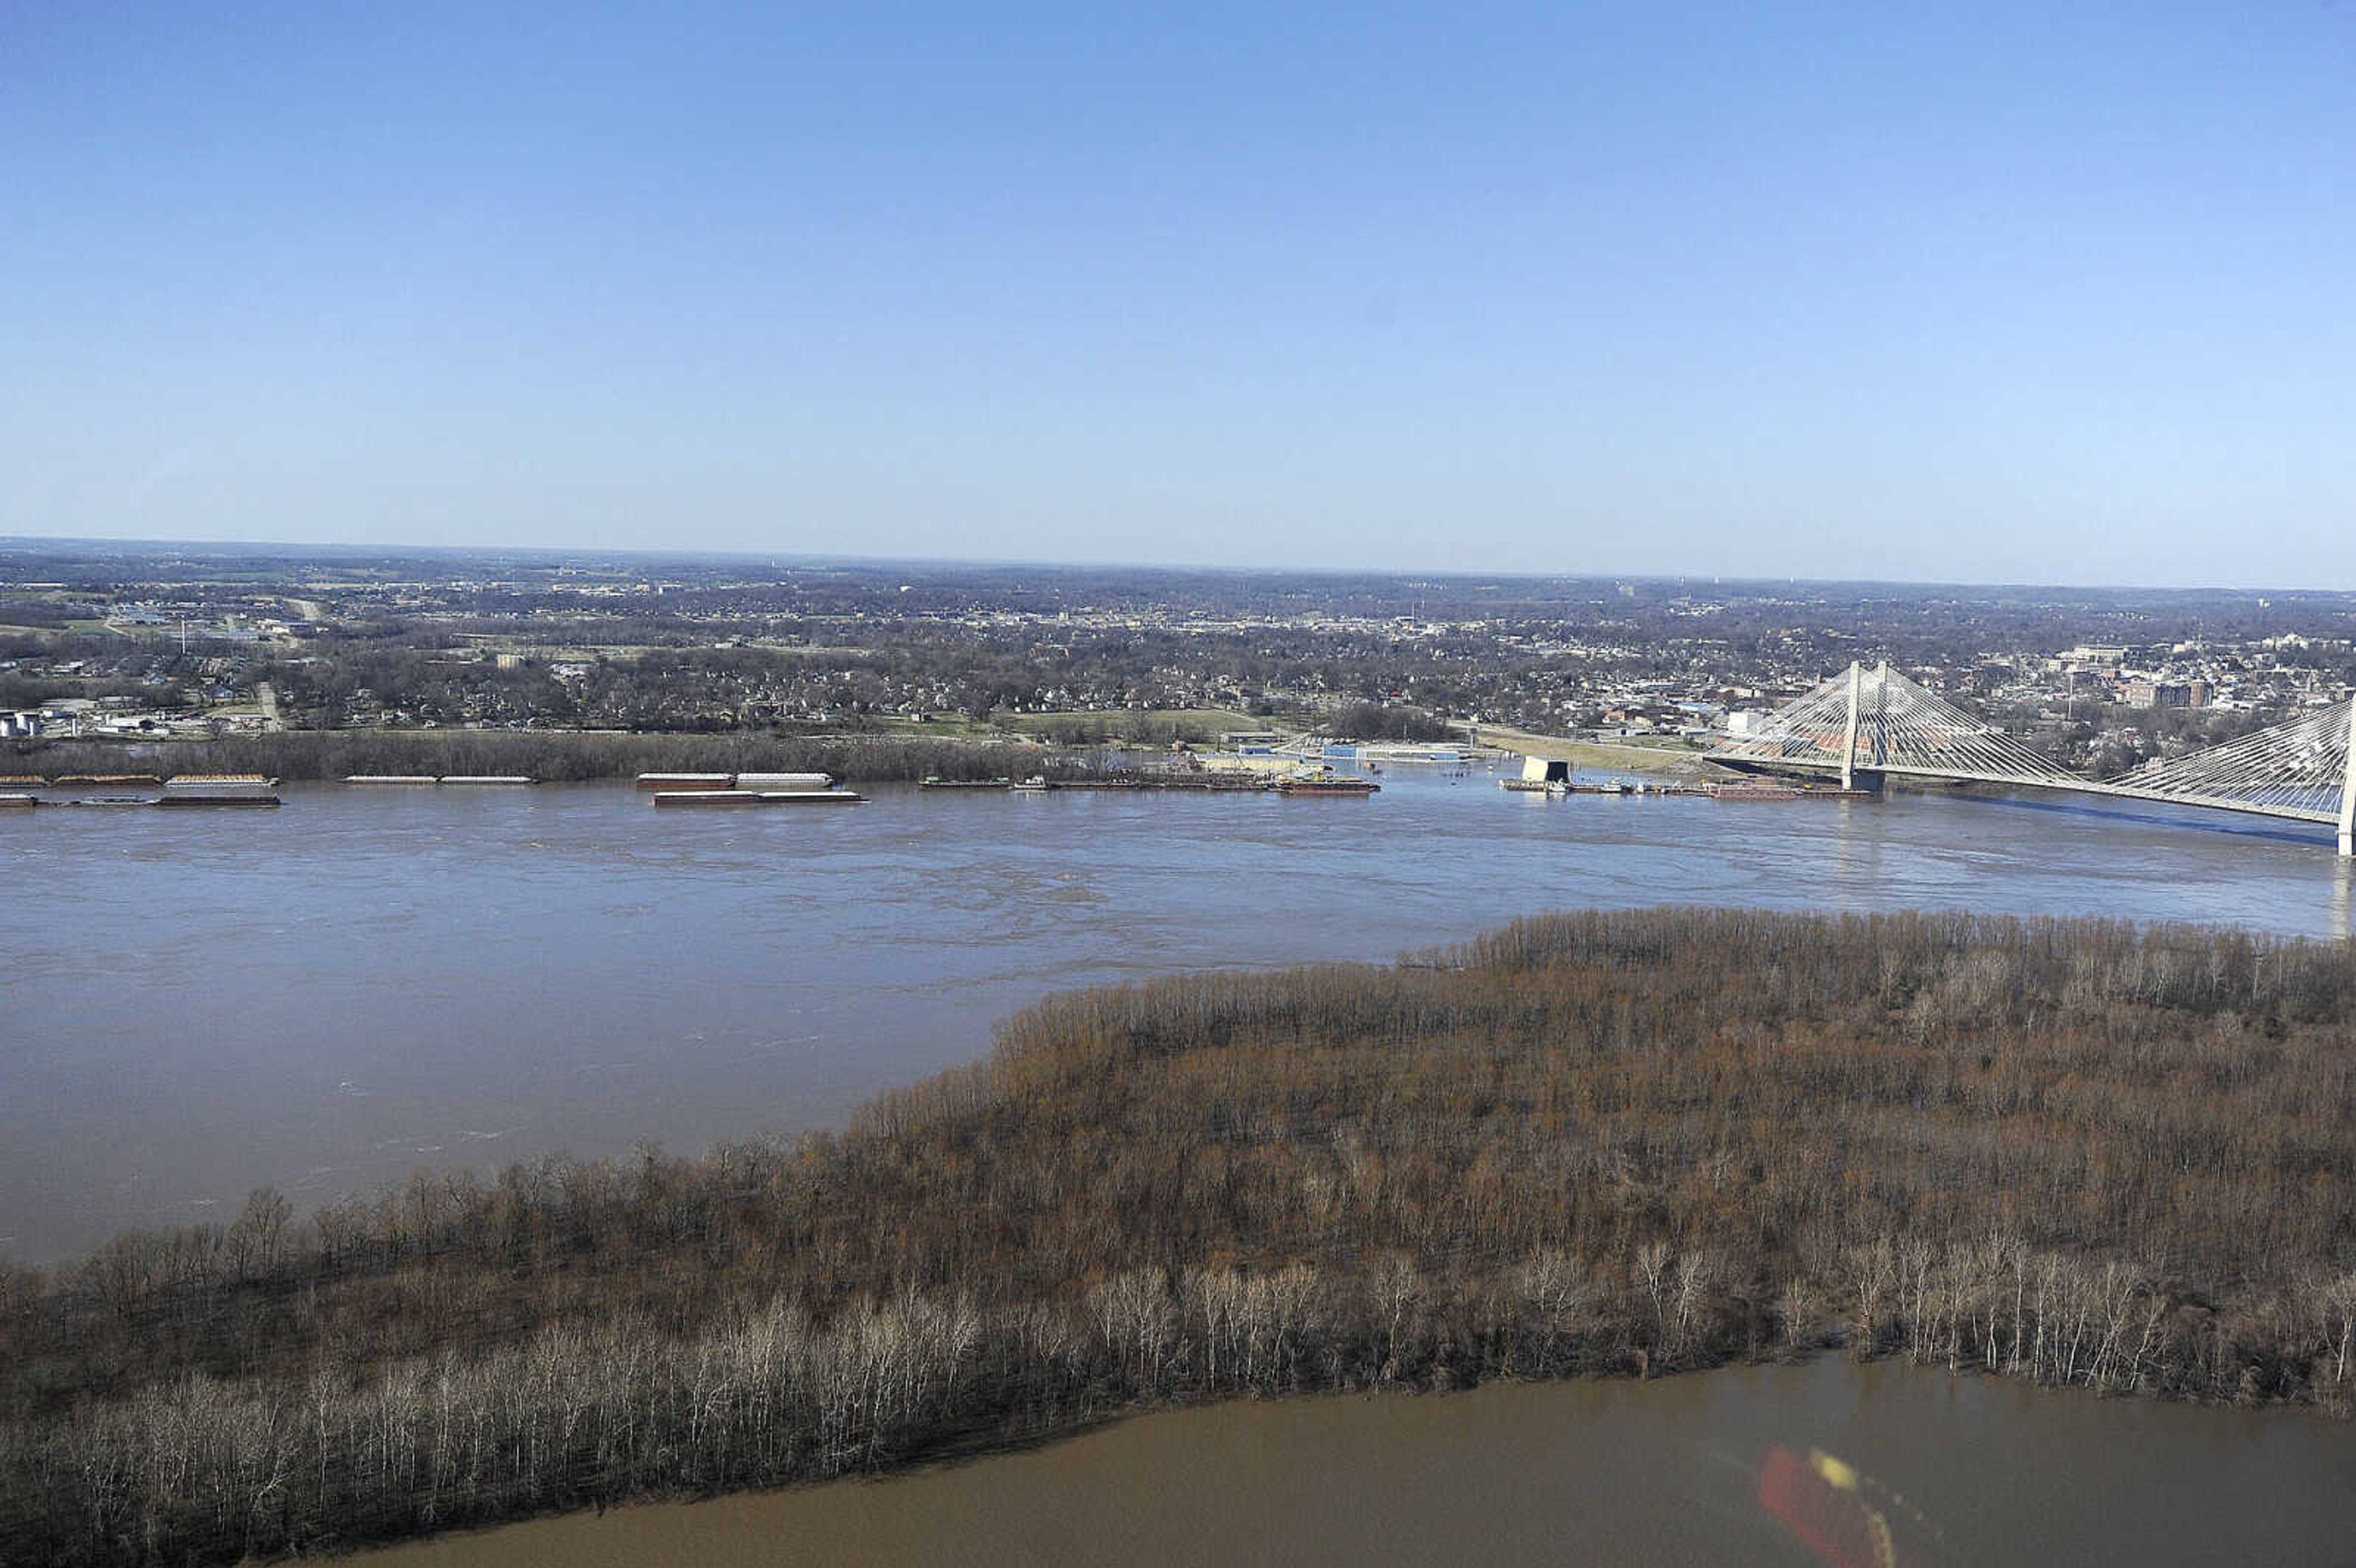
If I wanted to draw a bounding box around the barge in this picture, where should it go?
[651,788,866,807]
[1276,775,1380,796]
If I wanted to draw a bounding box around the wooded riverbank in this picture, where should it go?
[5,907,2355,1564]
[8,730,1045,785]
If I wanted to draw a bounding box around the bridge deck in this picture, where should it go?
[1736,756,2341,826]
[1707,666,2353,842]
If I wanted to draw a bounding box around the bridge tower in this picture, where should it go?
[2340,698,2356,857]
[1839,662,1862,789]
[1872,661,1890,773]
[1836,661,1888,792]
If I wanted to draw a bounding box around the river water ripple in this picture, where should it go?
[5,766,2350,1261]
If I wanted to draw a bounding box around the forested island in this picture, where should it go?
[7,907,2356,1564]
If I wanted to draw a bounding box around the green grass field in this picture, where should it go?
[1472,723,1720,776]
[992,707,1267,743]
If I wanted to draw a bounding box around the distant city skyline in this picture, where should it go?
[6,4,2352,588]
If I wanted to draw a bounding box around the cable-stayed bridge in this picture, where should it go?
[1706,662,2356,854]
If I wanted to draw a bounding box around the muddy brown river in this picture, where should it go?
[354,1356,2356,1567]
[8,767,2352,1262]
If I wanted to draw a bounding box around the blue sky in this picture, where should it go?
[4,3,2351,585]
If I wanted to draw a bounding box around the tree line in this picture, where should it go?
[15,731,1042,784]
[5,907,2356,1563]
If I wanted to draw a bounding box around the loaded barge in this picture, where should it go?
[651,789,866,808]
[158,774,282,806]
[1274,774,1379,797]
[1503,777,1876,802]
[2,774,283,809]
[639,771,864,808]
[955,768,1370,795]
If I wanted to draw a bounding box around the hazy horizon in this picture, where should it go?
[6,530,2350,601]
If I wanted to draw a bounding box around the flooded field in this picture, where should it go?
[5,765,2352,1259]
